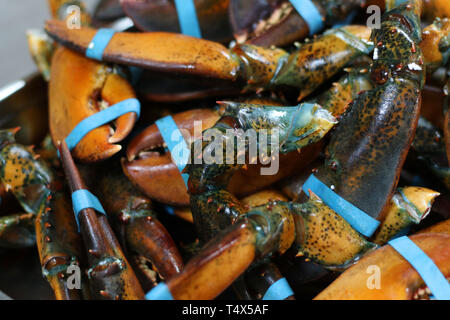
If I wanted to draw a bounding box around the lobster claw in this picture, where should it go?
[45,19,239,82]
[124,109,220,206]
[58,141,145,299]
[49,46,138,162]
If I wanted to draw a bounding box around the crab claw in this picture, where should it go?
[315,233,450,300]
[49,46,138,162]
[124,109,220,206]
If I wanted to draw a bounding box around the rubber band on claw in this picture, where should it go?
[72,189,106,230]
[289,0,324,36]
[262,278,294,300]
[389,236,450,300]
[174,0,202,38]
[86,28,116,61]
[145,282,174,300]
[64,98,140,154]
[302,174,380,237]
[155,115,190,188]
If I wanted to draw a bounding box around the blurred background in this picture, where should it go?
[0,0,97,88]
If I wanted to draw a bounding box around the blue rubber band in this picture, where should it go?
[289,0,324,36]
[86,28,116,61]
[64,98,140,153]
[389,236,450,300]
[71,189,106,230]
[155,116,190,188]
[174,0,202,38]
[302,174,380,237]
[145,282,174,300]
[262,278,294,300]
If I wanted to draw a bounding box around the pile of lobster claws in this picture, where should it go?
[8,0,450,301]
[48,46,138,163]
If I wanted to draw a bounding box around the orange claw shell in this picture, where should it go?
[314,233,450,300]
[49,46,138,162]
